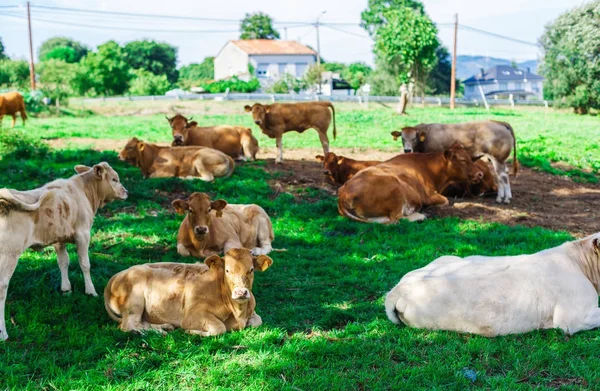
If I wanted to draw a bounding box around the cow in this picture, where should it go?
[244,102,337,163]
[443,158,498,198]
[337,144,483,223]
[391,120,518,203]
[118,138,235,181]
[172,192,274,258]
[0,91,27,128]
[385,232,600,337]
[315,152,380,186]
[104,248,273,336]
[0,162,128,340]
[166,114,259,161]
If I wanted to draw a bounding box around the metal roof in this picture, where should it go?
[464,65,544,84]
[230,40,316,55]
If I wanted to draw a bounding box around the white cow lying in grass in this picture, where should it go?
[385,233,600,336]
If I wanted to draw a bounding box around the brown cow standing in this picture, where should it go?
[104,249,273,336]
[244,102,337,163]
[337,144,483,224]
[167,114,259,161]
[172,192,274,258]
[118,138,235,181]
[0,91,27,128]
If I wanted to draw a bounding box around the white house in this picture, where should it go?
[214,40,316,84]
[463,65,544,100]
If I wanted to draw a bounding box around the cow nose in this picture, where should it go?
[194,226,208,235]
[232,288,250,300]
[404,149,412,153]
[254,120,261,125]
[323,170,330,175]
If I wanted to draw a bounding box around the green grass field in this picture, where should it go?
[1,105,599,390]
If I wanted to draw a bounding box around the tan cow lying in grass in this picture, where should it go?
[104,248,273,335]
[167,114,259,161]
[173,192,274,257]
[337,144,483,223]
[0,162,128,340]
[0,91,27,128]
[118,138,235,181]
[385,232,600,336]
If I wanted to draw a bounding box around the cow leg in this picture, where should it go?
[404,212,427,222]
[317,129,330,155]
[252,217,273,256]
[275,136,283,164]
[183,312,227,336]
[563,308,600,335]
[247,311,263,327]
[11,114,17,128]
[488,156,510,203]
[53,243,72,293]
[425,193,449,206]
[0,252,19,340]
[75,231,97,296]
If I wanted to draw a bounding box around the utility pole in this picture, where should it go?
[27,1,36,90]
[315,10,326,94]
[449,13,458,109]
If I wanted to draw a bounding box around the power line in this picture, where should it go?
[321,24,372,41]
[458,24,540,47]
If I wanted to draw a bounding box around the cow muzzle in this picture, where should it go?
[471,171,484,184]
[404,149,413,154]
[323,170,330,176]
[173,135,184,145]
[254,120,262,125]
[194,226,209,237]
[119,188,129,200]
[232,287,251,301]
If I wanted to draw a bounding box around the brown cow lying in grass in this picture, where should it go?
[173,192,274,258]
[337,144,483,223]
[0,91,27,128]
[0,162,128,340]
[118,138,235,181]
[244,102,336,163]
[104,248,273,336]
[167,114,259,161]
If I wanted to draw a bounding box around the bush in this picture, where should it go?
[22,90,49,114]
[266,74,306,93]
[200,77,260,93]
[128,69,171,96]
[178,57,214,89]
[38,59,76,102]
[0,59,30,90]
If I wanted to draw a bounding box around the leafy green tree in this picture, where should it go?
[129,69,171,96]
[374,7,438,113]
[342,62,372,91]
[367,59,400,96]
[123,40,178,83]
[178,57,214,89]
[240,12,280,40]
[0,37,7,60]
[37,59,76,102]
[79,41,131,96]
[38,37,88,63]
[361,0,425,36]
[323,62,346,73]
[303,64,325,90]
[0,59,30,90]
[540,0,600,114]
[426,46,461,95]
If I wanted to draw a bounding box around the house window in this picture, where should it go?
[256,63,269,78]
[498,82,508,90]
[514,82,523,90]
[278,63,287,76]
[296,63,308,77]
[532,82,540,93]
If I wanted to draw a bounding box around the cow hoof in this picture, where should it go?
[85,289,98,297]
[61,289,72,295]
[503,199,511,204]
[275,159,283,164]
[495,197,503,204]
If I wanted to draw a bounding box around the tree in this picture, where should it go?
[79,41,131,96]
[37,59,77,102]
[540,0,600,114]
[0,59,30,90]
[303,64,325,91]
[0,37,7,60]
[123,40,178,83]
[374,7,438,114]
[323,62,346,73]
[240,12,280,40]
[361,0,425,36]
[129,69,171,96]
[426,46,460,95]
[38,37,88,63]
[178,57,214,89]
[342,62,372,91]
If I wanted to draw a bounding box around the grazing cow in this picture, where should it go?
[0,162,128,340]
[316,152,380,186]
[172,192,274,258]
[118,138,235,181]
[104,249,273,336]
[244,102,337,163]
[0,91,27,128]
[391,120,518,203]
[337,144,483,223]
[167,114,259,161]
[385,232,600,337]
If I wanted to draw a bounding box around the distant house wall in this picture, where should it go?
[214,43,249,80]
[464,79,544,100]
[248,54,316,80]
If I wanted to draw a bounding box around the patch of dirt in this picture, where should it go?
[264,149,600,237]
[45,138,169,152]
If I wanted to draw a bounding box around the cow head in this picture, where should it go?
[118,137,146,165]
[74,162,128,202]
[393,126,427,153]
[172,192,227,240]
[204,248,273,302]
[316,152,342,183]
[443,143,483,183]
[244,103,270,126]
[167,114,196,146]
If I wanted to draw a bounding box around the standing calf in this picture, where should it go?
[0,91,27,128]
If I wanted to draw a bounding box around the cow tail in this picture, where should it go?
[0,189,55,215]
[329,102,337,140]
[20,97,28,120]
[503,122,519,176]
[384,285,405,325]
[103,277,122,322]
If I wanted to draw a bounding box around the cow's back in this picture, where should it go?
[268,102,332,132]
[0,91,25,115]
[186,126,243,157]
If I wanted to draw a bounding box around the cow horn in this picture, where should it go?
[188,116,193,121]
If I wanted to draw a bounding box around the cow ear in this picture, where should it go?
[244,105,252,112]
[337,157,344,165]
[137,142,145,152]
[315,155,324,162]
[444,149,453,160]
[185,121,198,128]
[391,131,401,141]
[593,238,600,254]
[172,199,189,214]
[74,165,92,174]
[418,132,426,142]
[210,199,227,217]
[93,164,106,179]
[253,255,273,272]
[471,155,484,162]
[204,254,223,268]
[165,115,172,123]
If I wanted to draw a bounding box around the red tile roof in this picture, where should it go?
[231,40,316,55]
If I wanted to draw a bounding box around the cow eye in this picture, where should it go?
[112,178,118,183]
[188,209,194,214]
[249,268,254,274]
[226,269,230,273]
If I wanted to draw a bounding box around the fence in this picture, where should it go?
[77,92,551,108]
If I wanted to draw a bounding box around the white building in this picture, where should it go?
[214,40,316,84]
[463,65,544,100]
